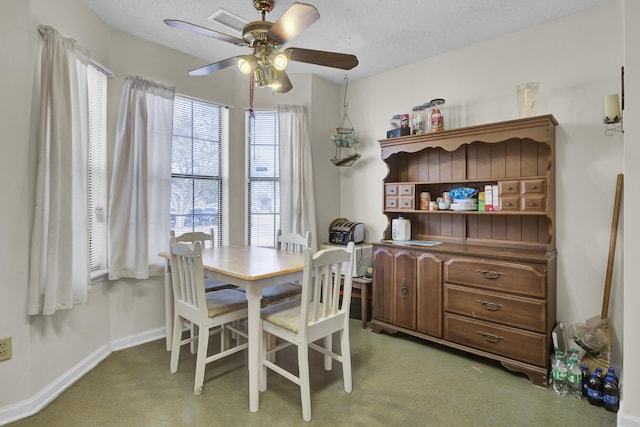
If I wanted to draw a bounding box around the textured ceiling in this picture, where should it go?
[83,0,608,84]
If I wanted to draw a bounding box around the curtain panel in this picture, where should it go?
[277,105,318,250]
[108,76,175,280]
[27,26,90,315]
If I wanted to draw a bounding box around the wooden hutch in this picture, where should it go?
[372,115,558,386]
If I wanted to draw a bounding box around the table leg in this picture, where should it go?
[246,285,262,412]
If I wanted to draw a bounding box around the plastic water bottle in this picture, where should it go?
[603,374,620,413]
[552,350,568,395]
[587,372,602,406]
[548,347,558,389]
[581,365,590,397]
[607,367,619,387]
[566,349,582,399]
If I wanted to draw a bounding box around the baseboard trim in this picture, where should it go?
[0,327,165,426]
[619,402,640,427]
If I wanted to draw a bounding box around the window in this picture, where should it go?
[171,95,224,246]
[88,65,107,276]
[247,110,279,247]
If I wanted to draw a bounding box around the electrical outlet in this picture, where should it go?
[0,337,12,361]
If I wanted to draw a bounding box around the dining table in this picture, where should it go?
[159,245,304,413]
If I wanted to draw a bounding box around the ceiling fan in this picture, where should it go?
[165,0,359,93]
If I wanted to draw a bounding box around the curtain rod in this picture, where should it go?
[37,25,115,78]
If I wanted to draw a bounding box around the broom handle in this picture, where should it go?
[602,173,623,319]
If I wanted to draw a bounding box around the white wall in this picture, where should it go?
[622,1,640,424]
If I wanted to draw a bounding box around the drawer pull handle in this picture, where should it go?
[506,186,513,191]
[529,185,537,190]
[476,270,503,279]
[476,300,504,311]
[504,202,512,207]
[401,278,408,300]
[476,331,504,343]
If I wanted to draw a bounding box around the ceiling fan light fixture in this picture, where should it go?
[237,55,257,74]
[253,66,268,87]
[269,51,288,70]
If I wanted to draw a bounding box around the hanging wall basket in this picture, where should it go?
[330,76,360,167]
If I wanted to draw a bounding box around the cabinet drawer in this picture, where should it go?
[499,196,520,211]
[444,284,545,333]
[521,179,545,195]
[444,258,546,298]
[386,197,398,209]
[444,313,546,367]
[385,184,398,196]
[398,184,414,196]
[521,195,546,212]
[399,197,414,209]
[498,180,519,196]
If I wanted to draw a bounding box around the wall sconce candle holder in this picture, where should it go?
[603,66,624,135]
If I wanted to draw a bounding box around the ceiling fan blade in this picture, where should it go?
[285,47,359,70]
[273,70,293,93]
[189,57,238,76]
[267,3,320,44]
[164,19,244,46]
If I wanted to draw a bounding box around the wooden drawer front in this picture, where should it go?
[444,258,546,298]
[498,180,519,196]
[521,195,546,212]
[444,314,546,367]
[398,184,414,196]
[399,197,414,209]
[444,284,545,333]
[499,196,520,211]
[385,184,398,196]
[521,179,545,195]
[386,197,398,209]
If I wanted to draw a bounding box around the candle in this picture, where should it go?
[603,94,621,123]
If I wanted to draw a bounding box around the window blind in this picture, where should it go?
[247,110,279,247]
[88,65,107,274]
[171,95,224,246]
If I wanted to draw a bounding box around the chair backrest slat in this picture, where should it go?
[277,229,311,254]
[171,228,216,249]
[300,242,355,332]
[170,239,207,323]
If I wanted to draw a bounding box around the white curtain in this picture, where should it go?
[108,76,175,280]
[277,105,318,250]
[27,26,90,315]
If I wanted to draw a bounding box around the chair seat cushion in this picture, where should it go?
[236,283,302,305]
[261,296,302,332]
[204,278,237,292]
[205,289,248,317]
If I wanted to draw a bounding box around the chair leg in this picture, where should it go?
[340,328,352,393]
[323,334,332,371]
[169,314,183,373]
[259,328,268,392]
[190,322,197,354]
[298,344,312,422]
[193,325,210,395]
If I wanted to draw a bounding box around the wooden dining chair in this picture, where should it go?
[236,230,311,305]
[169,240,249,395]
[170,229,237,292]
[259,242,356,422]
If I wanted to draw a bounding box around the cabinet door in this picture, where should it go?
[372,247,395,323]
[416,252,443,337]
[393,250,417,330]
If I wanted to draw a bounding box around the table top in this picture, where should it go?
[159,245,304,282]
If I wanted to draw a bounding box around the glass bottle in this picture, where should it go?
[411,105,425,135]
[429,98,445,132]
